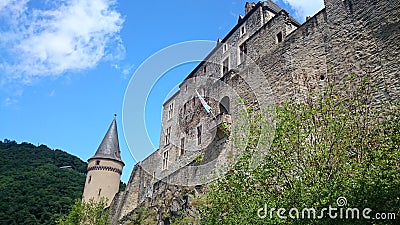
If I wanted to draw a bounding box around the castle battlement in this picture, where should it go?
[110,0,400,223]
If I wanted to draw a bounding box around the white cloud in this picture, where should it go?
[277,0,324,22]
[112,62,135,79]
[2,87,23,106]
[4,97,17,106]
[0,0,125,83]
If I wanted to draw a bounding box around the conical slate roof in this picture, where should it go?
[89,115,124,164]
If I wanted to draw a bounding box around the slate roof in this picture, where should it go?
[263,0,283,14]
[263,0,301,26]
[90,115,124,164]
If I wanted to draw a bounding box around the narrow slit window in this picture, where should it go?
[180,137,185,156]
[197,125,202,145]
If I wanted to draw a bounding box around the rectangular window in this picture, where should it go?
[240,25,246,36]
[222,43,228,53]
[239,42,247,65]
[167,102,174,120]
[165,127,171,145]
[180,137,185,156]
[197,125,202,145]
[222,57,229,75]
[203,65,207,74]
[276,31,283,43]
[162,150,169,170]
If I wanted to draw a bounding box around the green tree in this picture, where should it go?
[58,198,110,225]
[0,141,87,224]
[201,76,400,224]
[125,206,158,225]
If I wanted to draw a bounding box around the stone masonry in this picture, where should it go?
[110,0,400,224]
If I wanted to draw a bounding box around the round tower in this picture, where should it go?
[83,115,124,207]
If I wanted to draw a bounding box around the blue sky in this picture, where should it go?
[0,0,324,183]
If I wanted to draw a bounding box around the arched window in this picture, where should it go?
[219,96,230,114]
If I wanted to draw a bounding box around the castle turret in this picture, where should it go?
[83,115,124,207]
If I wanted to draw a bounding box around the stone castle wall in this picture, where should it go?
[110,0,400,223]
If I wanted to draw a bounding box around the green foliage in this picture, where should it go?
[125,206,157,225]
[220,121,231,135]
[193,154,203,165]
[57,198,110,225]
[170,211,200,225]
[0,141,87,225]
[119,181,127,192]
[201,77,400,224]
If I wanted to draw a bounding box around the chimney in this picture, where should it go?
[245,2,256,14]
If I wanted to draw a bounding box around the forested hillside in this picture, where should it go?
[0,140,87,225]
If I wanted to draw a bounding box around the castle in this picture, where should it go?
[83,0,399,224]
